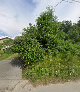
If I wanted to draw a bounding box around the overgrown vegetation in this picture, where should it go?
[12,7,80,85]
[0,37,14,61]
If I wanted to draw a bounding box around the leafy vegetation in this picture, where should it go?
[12,7,80,85]
[0,50,17,61]
[23,55,80,85]
[0,37,14,61]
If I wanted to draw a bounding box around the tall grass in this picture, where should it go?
[23,54,80,86]
[0,50,17,61]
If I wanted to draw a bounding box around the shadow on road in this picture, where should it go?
[10,57,24,68]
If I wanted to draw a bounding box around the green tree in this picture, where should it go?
[36,7,60,50]
[12,25,44,65]
[12,7,80,66]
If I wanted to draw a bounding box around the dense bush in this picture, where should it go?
[12,7,80,84]
[12,25,44,65]
[12,7,80,65]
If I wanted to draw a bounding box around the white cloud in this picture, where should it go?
[64,1,80,23]
[0,0,80,38]
[32,0,80,23]
[0,12,22,36]
[55,0,80,22]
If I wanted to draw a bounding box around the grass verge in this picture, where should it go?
[22,55,80,86]
[0,50,18,61]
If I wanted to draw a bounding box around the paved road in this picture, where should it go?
[0,60,23,92]
[0,60,22,80]
[0,60,80,92]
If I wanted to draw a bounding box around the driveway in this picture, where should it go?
[0,60,80,92]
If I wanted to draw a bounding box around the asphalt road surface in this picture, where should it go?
[0,60,80,92]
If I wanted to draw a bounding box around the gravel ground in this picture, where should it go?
[0,60,80,92]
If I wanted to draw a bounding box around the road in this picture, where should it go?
[0,60,80,92]
[0,60,22,92]
[0,60,22,80]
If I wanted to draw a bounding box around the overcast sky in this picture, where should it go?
[0,0,80,38]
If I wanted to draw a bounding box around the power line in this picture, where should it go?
[54,0,80,10]
[64,0,74,3]
[54,0,65,8]
[53,0,80,13]
[71,0,80,3]
[64,0,80,3]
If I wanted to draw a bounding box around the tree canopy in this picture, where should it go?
[12,7,80,65]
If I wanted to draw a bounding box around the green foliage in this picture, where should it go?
[23,55,80,85]
[0,44,3,50]
[60,21,72,34]
[12,7,80,84]
[12,25,44,65]
[19,38,44,65]
[0,38,14,61]
[0,50,17,61]
[36,7,59,50]
[3,38,13,46]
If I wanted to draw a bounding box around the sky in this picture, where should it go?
[0,0,80,38]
